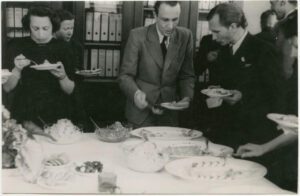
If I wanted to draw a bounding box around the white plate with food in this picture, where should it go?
[165,156,267,182]
[44,119,82,145]
[130,127,202,140]
[74,160,103,177]
[2,69,12,77]
[267,113,298,128]
[201,88,232,98]
[160,102,188,110]
[30,63,60,70]
[75,69,102,77]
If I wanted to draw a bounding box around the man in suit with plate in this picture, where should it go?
[205,3,286,148]
[119,1,195,128]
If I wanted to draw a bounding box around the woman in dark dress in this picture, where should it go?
[3,6,83,131]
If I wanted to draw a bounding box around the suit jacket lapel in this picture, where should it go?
[234,33,251,58]
[145,24,164,69]
[163,29,180,72]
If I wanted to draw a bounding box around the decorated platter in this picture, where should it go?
[122,140,233,159]
[130,127,202,140]
[165,156,267,182]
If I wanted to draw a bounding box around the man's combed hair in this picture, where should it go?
[22,6,60,33]
[207,3,248,28]
[154,1,180,15]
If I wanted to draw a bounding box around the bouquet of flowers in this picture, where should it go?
[2,106,28,168]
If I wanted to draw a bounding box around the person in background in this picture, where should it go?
[255,10,278,44]
[119,1,195,128]
[194,34,222,83]
[190,34,222,131]
[54,9,91,131]
[270,0,297,20]
[270,0,297,80]
[237,14,298,192]
[2,6,84,133]
[54,9,83,70]
[205,3,285,149]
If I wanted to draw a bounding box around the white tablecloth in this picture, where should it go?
[2,133,294,194]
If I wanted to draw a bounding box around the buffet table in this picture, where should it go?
[2,133,294,194]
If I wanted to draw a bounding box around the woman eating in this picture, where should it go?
[3,6,83,132]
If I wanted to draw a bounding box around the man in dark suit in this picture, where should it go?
[119,1,195,128]
[205,3,285,149]
[271,0,297,80]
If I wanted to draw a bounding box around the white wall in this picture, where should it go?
[242,0,271,34]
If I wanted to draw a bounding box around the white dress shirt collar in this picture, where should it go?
[232,30,248,55]
[156,24,170,47]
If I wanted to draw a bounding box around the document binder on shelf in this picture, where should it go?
[116,14,122,42]
[92,12,101,41]
[90,49,98,70]
[100,13,109,41]
[98,49,106,77]
[112,50,120,77]
[105,50,113,77]
[109,13,116,41]
[85,11,93,41]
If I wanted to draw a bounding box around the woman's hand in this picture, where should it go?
[14,54,31,71]
[49,61,67,80]
[236,143,268,158]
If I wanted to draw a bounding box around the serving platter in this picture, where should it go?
[165,156,267,182]
[201,88,232,98]
[130,127,202,140]
[267,113,298,128]
[122,140,233,159]
[160,141,233,158]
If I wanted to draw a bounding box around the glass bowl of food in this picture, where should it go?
[94,121,131,143]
